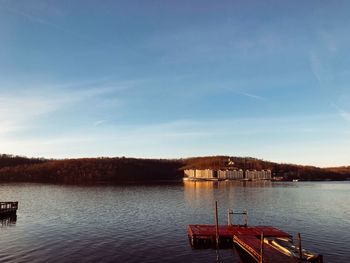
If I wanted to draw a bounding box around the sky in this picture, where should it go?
[1,0,350,167]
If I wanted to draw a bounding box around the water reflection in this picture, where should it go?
[183,181,217,208]
[184,180,274,206]
[183,180,277,226]
[184,180,274,190]
[0,214,17,227]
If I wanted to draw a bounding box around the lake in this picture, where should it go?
[0,181,349,262]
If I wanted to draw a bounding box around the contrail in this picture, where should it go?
[233,90,267,101]
[0,4,118,48]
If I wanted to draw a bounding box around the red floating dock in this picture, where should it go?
[188,224,291,248]
[188,224,323,263]
[188,202,323,262]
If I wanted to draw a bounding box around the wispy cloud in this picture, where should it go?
[330,103,350,122]
[93,120,107,127]
[1,113,349,166]
[0,95,65,134]
[0,114,345,157]
[340,111,350,121]
[0,5,67,32]
[233,90,267,101]
[309,52,323,87]
[0,4,117,48]
[0,79,130,136]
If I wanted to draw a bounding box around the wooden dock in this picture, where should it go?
[234,234,298,263]
[188,202,323,262]
[0,202,18,218]
[188,224,323,263]
[188,224,291,248]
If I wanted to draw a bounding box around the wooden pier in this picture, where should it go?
[188,224,323,262]
[188,224,291,248]
[0,202,18,218]
[188,201,323,263]
[234,234,299,263]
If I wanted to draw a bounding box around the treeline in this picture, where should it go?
[0,154,349,184]
[0,157,183,184]
[0,154,47,169]
[182,156,275,171]
[274,164,349,181]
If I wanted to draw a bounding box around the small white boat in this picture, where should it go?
[264,237,320,262]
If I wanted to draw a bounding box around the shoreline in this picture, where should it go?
[1,155,349,184]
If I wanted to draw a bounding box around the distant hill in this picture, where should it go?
[0,154,47,169]
[0,154,349,184]
[325,166,350,175]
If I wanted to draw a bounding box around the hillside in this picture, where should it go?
[0,154,349,184]
[0,154,47,169]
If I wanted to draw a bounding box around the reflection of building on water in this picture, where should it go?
[184,169,271,181]
[183,180,217,205]
[0,201,18,227]
[0,214,17,227]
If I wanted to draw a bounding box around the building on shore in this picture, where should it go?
[245,169,272,180]
[184,169,271,181]
[184,169,218,180]
[218,169,244,180]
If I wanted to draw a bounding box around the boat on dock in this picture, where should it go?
[187,201,323,263]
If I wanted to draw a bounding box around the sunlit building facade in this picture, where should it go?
[184,169,271,180]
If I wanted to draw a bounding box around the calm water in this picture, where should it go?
[0,181,349,263]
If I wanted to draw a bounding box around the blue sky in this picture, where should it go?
[1,0,350,166]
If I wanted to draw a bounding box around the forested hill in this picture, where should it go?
[0,154,47,169]
[0,155,183,184]
[0,154,349,184]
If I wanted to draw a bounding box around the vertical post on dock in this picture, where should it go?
[215,201,219,248]
[227,208,232,226]
[260,232,264,263]
[298,233,303,260]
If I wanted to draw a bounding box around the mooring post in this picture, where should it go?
[260,232,264,263]
[298,233,303,260]
[215,201,219,248]
[318,254,323,263]
[244,210,248,226]
[227,208,232,226]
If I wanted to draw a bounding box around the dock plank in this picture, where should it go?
[234,234,298,263]
[188,224,291,239]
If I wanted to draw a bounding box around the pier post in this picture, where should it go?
[260,232,264,263]
[244,210,248,226]
[227,208,232,226]
[215,201,219,248]
[298,233,303,260]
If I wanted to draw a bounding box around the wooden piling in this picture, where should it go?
[260,232,264,263]
[215,201,219,247]
[227,208,232,226]
[298,233,302,260]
